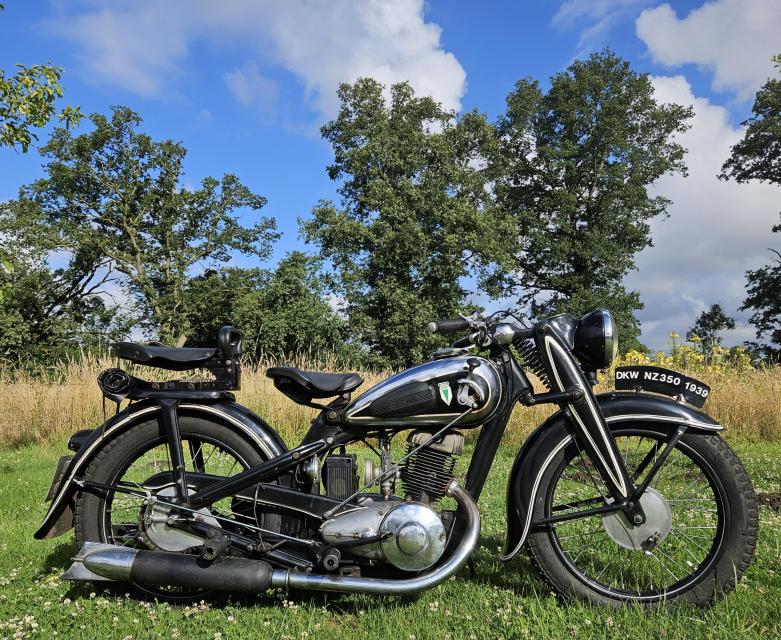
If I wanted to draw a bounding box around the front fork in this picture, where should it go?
[534,325,652,523]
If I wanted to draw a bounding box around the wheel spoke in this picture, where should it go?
[549,432,722,598]
[97,435,254,598]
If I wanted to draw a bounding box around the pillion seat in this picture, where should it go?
[111,342,219,371]
[266,366,364,405]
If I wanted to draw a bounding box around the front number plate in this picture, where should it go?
[614,366,710,408]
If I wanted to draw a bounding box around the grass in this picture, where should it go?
[2,355,781,449]
[0,439,780,640]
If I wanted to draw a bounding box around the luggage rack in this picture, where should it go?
[99,326,243,402]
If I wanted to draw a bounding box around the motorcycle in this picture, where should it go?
[37,309,757,606]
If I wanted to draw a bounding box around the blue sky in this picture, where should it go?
[1,0,780,350]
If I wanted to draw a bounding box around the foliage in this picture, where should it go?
[686,303,736,358]
[741,251,781,353]
[0,197,128,363]
[184,252,354,363]
[488,50,693,351]
[1,107,277,346]
[0,257,128,363]
[0,4,82,151]
[620,331,753,377]
[720,54,781,189]
[722,55,781,353]
[302,79,503,367]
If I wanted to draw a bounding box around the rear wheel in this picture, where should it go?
[526,427,757,606]
[74,416,266,602]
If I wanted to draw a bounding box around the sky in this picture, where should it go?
[1,0,780,351]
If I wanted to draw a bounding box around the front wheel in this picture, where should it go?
[526,426,757,606]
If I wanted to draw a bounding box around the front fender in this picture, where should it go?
[35,399,288,540]
[500,392,722,561]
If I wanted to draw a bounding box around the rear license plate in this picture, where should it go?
[45,455,73,502]
[614,366,710,408]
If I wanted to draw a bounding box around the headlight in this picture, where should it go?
[574,309,618,370]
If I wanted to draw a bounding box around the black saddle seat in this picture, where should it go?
[267,366,363,404]
[112,342,219,371]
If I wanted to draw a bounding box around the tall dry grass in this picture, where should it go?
[0,355,779,450]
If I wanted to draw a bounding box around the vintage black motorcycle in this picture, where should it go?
[37,309,757,606]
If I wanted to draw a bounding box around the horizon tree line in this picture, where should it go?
[0,49,779,368]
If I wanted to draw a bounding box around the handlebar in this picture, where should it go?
[427,318,471,334]
[428,311,536,348]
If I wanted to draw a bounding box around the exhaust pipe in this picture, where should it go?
[65,543,273,594]
[270,480,480,595]
[64,480,479,596]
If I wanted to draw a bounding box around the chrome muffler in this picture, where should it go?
[64,480,480,596]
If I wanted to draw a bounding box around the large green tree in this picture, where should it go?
[302,79,503,367]
[1,107,277,346]
[0,4,81,151]
[721,55,781,351]
[488,50,693,350]
[184,252,352,362]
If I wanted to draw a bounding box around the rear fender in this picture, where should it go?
[35,400,288,540]
[500,392,722,561]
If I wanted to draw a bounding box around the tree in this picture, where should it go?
[740,250,781,352]
[0,196,127,362]
[720,54,781,189]
[0,4,81,151]
[488,50,693,350]
[183,253,352,362]
[687,303,735,357]
[0,256,129,363]
[721,55,781,352]
[302,79,503,367]
[1,107,277,346]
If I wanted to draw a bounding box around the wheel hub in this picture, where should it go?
[142,487,219,552]
[601,488,672,551]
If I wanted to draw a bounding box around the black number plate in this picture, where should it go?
[614,366,710,408]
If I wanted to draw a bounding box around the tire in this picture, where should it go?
[74,415,266,601]
[526,426,757,607]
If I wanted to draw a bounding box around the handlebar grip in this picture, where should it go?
[427,318,470,334]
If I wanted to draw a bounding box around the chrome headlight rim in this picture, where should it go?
[601,309,619,367]
[574,308,619,371]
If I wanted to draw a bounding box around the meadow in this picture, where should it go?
[0,351,780,639]
[1,345,780,449]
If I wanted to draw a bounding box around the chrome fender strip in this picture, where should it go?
[499,435,572,562]
[605,414,722,431]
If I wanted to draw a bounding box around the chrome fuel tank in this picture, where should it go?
[344,355,502,428]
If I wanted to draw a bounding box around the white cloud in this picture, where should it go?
[224,63,278,114]
[49,3,195,98]
[49,0,466,118]
[636,0,781,100]
[553,0,653,50]
[626,75,780,349]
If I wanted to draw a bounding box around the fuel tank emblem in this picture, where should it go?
[438,382,452,406]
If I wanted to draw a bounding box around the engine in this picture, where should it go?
[319,429,464,572]
[400,430,464,503]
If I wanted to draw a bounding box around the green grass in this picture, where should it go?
[0,441,780,640]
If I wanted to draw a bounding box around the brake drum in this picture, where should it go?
[601,488,673,551]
